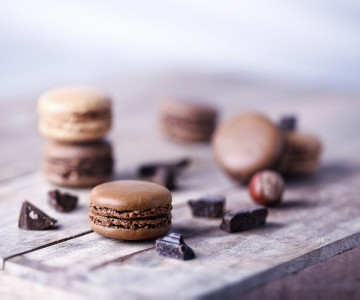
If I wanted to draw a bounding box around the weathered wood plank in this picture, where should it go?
[5,161,360,298]
[0,130,232,266]
[1,74,360,299]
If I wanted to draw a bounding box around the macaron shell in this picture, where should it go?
[90,180,172,211]
[159,99,217,121]
[159,99,217,142]
[160,121,215,142]
[38,86,112,142]
[90,222,171,241]
[44,140,112,158]
[39,119,111,143]
[213,113,284,183]
[285,132,322,155]
[286,159,321,174]
[38,86,111,113]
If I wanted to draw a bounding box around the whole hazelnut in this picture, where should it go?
[249,170,284,206]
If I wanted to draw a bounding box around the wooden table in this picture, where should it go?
[1,74,360,299]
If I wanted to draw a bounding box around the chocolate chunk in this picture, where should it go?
[48,189,78,212]
[188,194,225,218]
[220,206,268,233]
[279,115,297,131]
[156,233,195,260]
[19,201,57,230]
[150,167,176,190]
[138,157,191,190]
[138,157,191,177]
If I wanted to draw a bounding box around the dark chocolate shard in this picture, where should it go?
[156,233,195,260]
[188,194,225,218]
[220,206,268,233]
[138,157,191,177]
[19,201,57,230]
[279,115,297,131]
[48,189,78,212]
[150,167,176,190]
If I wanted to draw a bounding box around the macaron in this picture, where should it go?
[38,86,112,143]
[42,140,113,187]
[212,113,284,184]
[282,132,322,174]
[159,99,217,142]
[89,180,172,240]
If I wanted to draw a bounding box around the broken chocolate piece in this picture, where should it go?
[156,233,195,260]
[188,194,225,218]
[19,201,57,230]
[220,206,268,233]
[138,157,191,177]
[138,157,191,190]
[279,115,297,131]
[48,189,78,212]
[150,167,176,190]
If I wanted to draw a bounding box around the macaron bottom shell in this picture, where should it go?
[90,222,171,241]
[39,119,111,143]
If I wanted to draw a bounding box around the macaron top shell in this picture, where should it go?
[38,86,111,113]
[213,113,284,182]
[285,132,322,154]
[160,99,217,120]
[90,180,172,211]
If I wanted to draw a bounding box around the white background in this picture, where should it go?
[1,0,360,97]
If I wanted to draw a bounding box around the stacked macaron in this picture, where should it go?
[38,86,114,187]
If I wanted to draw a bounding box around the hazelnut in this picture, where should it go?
[249,170,284,207]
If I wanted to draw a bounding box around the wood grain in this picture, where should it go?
[5,161,360,298]
[1,74,360,298]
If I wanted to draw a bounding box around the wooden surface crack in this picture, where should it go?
[3,230,93,269]
[90,246,156,271]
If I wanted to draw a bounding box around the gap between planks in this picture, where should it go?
[1,230,93,270]
[1,183,237,271]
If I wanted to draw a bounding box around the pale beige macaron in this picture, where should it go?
[38,86,112,143]
[89,180,172,240]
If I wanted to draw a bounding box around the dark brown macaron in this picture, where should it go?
[281,132,322,174]
[212,113,284,184]
[159,99,217,142]
[42,140,113,188]
[89,180,172,240]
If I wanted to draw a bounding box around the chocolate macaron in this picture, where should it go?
[282,132,322,174]
[43,140,113,187]
[38,86,112,143]
[159,99,217,142]
[212,113,284,183]
[89,180,172,240]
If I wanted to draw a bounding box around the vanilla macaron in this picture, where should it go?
[38,86,112,143]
